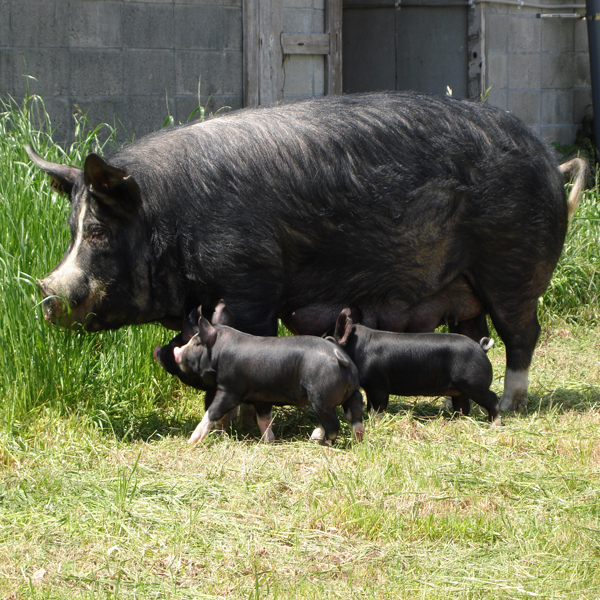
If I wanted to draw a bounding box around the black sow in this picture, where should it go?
[28,91,587,412]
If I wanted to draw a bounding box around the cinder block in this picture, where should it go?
[540,124,576,147]
[223,7,242,51]
[574,19,589,53]
[485,87,508,110]
[124,0,172,4]
[175,93,240,122]
[508,15,540,53]
[541,90,573,125]
[34,95,72,145]
[71,49,123,96]
[485,1,508,15]
[573,52,591,88]
[69,2,122,49]
[508,53,541,90]
[487,15,508,53]
[123,4,174,49]
[542,18,574,52]
[573,88,592,123]
[487,53,508,89]
[125,95,176,138]
[508,89,540,125]
[223,51,243,94]
[70,96,126,140]
[0,49,14,97]
[176,0,223,5]
[174,5,223,50]
[540,53,573,89]
[1,2,11,47]
[175,50,223,95]
[12,48,70,97]
[9,0,69,48]
[124,50,176,96]
[284,0,313,8]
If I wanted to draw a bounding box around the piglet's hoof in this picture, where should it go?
[310,426,325,443]
[352,423,365,442]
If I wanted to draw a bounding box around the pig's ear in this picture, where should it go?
[182,307,201,343]
[334,308,354,346]
[211,300,235,327]
[26,145,80,197]
[84,153,142,217]
[198,314,218,348]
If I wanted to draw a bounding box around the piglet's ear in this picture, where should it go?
[198,314,218,348]
[182,306,201,343]
[334,308,354,346]
[84,153,142,217]
[211,300,235,327]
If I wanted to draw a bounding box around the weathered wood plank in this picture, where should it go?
[281,33,331,55]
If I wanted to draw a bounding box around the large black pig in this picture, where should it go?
[28,91,587,412]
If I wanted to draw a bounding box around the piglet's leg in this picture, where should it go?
[189,390,241,444]
[254,402,275,443]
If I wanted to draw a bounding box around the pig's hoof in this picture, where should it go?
[499,390,528,412]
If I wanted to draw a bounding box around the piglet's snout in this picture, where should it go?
[173,346,183,363]
[153,346,160,360]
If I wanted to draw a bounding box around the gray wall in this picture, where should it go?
[0,0,244,143]
[484,3,591,147]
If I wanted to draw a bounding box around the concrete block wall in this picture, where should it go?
[282,0,326,100]
[484,1,591,147]
[0,0,244,143]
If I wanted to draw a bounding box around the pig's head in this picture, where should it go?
[156,301,234,388]
[28,146,159,331]
[153,307,208,389]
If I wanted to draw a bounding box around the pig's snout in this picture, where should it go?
[153,345,161,360]
[173,346,183,363]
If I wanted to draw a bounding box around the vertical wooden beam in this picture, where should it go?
[325,0,342,95]
[243,0,283,107]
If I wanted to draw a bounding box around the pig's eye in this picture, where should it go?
[88,227,109,243]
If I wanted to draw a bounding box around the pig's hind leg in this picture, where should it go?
[309,398,341,444]
[343,390,365,441]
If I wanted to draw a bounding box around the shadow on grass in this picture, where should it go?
[99,384,600,444]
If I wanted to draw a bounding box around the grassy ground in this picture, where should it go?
[1,95,600,598]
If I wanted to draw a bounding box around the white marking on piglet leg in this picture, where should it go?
[257,410,275,443]
[310,426,325,442]
[189,412,216,444]
[499,368,529,412]
[352,422,365,442]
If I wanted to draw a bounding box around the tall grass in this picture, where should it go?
[0,94,181,437]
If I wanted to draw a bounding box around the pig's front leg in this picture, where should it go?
[189,390,241,444]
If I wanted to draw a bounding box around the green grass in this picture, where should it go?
[1,94,600,598]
